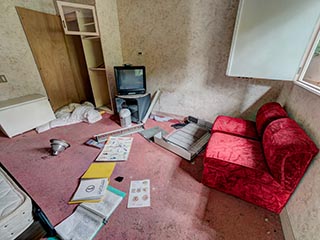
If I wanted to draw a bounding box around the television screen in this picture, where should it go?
[114,66,146,95]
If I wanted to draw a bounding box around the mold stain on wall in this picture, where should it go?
[116,0,285,121]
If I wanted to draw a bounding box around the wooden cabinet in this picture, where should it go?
[57,1,99,36]
[57,1,113,113]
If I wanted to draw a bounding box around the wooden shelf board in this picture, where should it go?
[96,105,114,114]
[83,22,95,26]
[82,36,100,40]
[90,67,106,71]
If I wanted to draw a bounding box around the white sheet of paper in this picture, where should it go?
[81,189,124,220]
[71,178,108,201]
[127,179,151,208]
[55,206,103,240]
[56,187,125,240]
[96,137,133,162]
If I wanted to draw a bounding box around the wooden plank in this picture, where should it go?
[16,7,80,111]
[81,37,104,68]
[88,70,111,108]
[64,35,94,103]
[81,38,111,108]
[78,11,113,111]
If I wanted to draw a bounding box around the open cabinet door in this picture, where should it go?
[16,7,84,111]
[227,0,320,81]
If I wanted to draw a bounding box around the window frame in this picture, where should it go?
[294,17,320,96]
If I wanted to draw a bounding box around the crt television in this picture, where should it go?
[114,66,146,95]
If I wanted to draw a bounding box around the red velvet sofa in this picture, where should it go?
[202,102,319,213]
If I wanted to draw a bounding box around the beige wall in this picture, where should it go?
[283,85,320,240]
[0,0,285,119]
[116,0,285,121]
[96,0,123,106]
[0,1,56,101]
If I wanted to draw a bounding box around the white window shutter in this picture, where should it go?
[227,0,320,81]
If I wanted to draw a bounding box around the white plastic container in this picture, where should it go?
[119,108,131,128]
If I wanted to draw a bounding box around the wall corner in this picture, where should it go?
[280,207,296,240]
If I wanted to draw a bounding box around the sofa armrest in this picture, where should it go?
[256,102,288,136]
[263,118,319,189]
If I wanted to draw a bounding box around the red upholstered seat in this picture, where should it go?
[211,116,259,140]
[204,132,266,171]
[203,132,289,213]
[203,104,318,213]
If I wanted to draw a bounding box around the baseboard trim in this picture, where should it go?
[280,207,296,240]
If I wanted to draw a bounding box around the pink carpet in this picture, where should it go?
[0,114,284,240]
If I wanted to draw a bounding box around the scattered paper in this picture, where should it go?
[127,179,151,208]
[96,137,133,162]
[85,139,105,149]
[70,178,108,203]
[82,162,116,179]
[55,206,102,240]
[81,186,125,220]
[56,186,126,240]
[150,114,173,122]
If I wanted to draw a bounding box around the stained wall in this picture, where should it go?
[0,1,56,101]
[284,85,320,240]
[116,0,286,121]
[95,0,123,105]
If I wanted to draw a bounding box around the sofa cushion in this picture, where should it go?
[263,118,319,190]
[256,102,288,136]
[202,162,288,213]
[211,116,259,140]
[203,132,291,213]
[205,132,268,172]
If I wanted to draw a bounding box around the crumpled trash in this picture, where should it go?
[36,102,102,133]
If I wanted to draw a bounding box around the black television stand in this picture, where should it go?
[115,93,151,123]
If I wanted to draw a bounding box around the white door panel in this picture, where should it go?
[227,0,320,80]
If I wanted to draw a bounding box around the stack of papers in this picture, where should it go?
[69,162,116,204]
[69,178,108,204]
[57,186,126,240]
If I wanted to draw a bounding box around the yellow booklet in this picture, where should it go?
[82,162,116,179]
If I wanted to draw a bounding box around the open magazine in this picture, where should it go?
[56,186,126,240]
